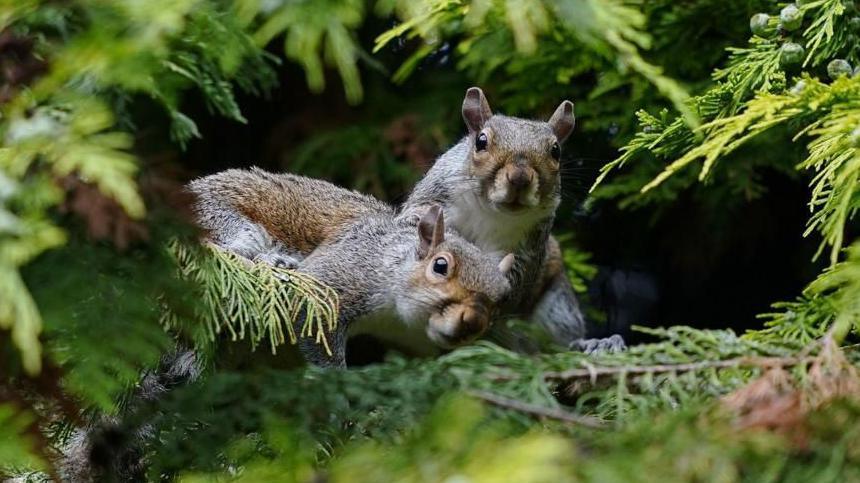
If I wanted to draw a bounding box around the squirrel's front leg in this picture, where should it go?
[532,270,625,353]
[253,246,302,270]
[216,218,303,269]
[530,268,587,342]
[530,238,626,353]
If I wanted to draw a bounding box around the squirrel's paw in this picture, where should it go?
[569,334,626,354]
[254,251,300,273]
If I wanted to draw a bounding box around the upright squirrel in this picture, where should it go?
[189,169,515,366]
[402,88,624,352]
[194,88,624,353]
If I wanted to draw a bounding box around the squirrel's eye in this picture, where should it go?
[432,257,449,276]
[550,142,561,161]
[475,132,488,151]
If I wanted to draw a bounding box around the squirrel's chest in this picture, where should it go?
[348,311,442,357]
[446,197,541,252]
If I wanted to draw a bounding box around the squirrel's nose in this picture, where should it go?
[459,306,480,329]
[457,298,490,335]
[506,167,532,189]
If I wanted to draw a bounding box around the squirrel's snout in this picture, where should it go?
[489,164,539,209]
[457,303,488,334]
[505,167,533,190]
[427,297,492,348]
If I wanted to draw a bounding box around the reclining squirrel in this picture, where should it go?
[189,169,515,367]
[60,174,516,481]
[402,88,624,352]
[193,88,624,353]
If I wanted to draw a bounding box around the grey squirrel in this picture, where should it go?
[193,88,624,353]
[57,175,515,481]
[188,169,515,366]
[403,87,625,352]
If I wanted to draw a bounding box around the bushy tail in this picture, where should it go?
[58,349,203,482]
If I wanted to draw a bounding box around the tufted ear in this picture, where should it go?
[548,100,575,143]
[418,205,445,258]
[462,87,493,133]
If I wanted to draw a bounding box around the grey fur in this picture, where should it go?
[403,136,575,339]
[295,213,511,366]
[189,169,512,367]
[530,271,586,343]
[402,91,624,352]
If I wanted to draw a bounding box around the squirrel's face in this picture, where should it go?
[400,206,514,348]
[461,88,575,214]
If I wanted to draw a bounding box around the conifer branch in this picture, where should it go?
[544,355,814,382]
[169,241,339,355]
[468,390,605,428]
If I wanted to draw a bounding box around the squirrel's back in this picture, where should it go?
[188,167,393,254]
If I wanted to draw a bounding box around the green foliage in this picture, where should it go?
[557,234,598,294]
[4,0,860,480]
[594,1,860,262]
[326,395,575,483]
[0,405,45,474]
[375,0,695,124]
[0,0,273,375]
[62,326,855,481]
[609,76,859,265]
[24,237,178,411]
[289,124,419,201]
[238,0,365,103]
[170,242,339,355]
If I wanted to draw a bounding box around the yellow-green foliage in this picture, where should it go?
[375,0,696,125]
[5,0,860,480]
[170,242,339,355]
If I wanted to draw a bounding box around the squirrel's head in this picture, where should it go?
[461,87,574,214]
[401,205,513,348]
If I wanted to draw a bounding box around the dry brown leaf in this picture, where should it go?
[722,337,860,448]
[59,175,149,250]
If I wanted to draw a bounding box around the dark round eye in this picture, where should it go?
[432,257,449,276]
[550,142,560,161]
[475,132,488,151]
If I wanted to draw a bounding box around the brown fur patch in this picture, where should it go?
[220,169,391,254]
[524,235,565,302]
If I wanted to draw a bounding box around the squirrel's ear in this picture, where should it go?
[548,100,575,143]
[462,87,493,133]
[418,205,445,257]
[498,253,515,275]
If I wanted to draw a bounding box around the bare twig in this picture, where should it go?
[468,390,605,428]
[544,355,814,382]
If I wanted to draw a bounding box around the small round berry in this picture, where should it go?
[779,42,805,67]
[827,59,853,79]
[850,127,860,148]
[750,13,770,37]
[780,4,803,31]
[789,80,807,95]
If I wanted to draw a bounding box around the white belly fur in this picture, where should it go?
[446,193,548,252]
[348,311,442,357]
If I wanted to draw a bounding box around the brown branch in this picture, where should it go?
[468,390,605,428]
[544,355,814,382]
